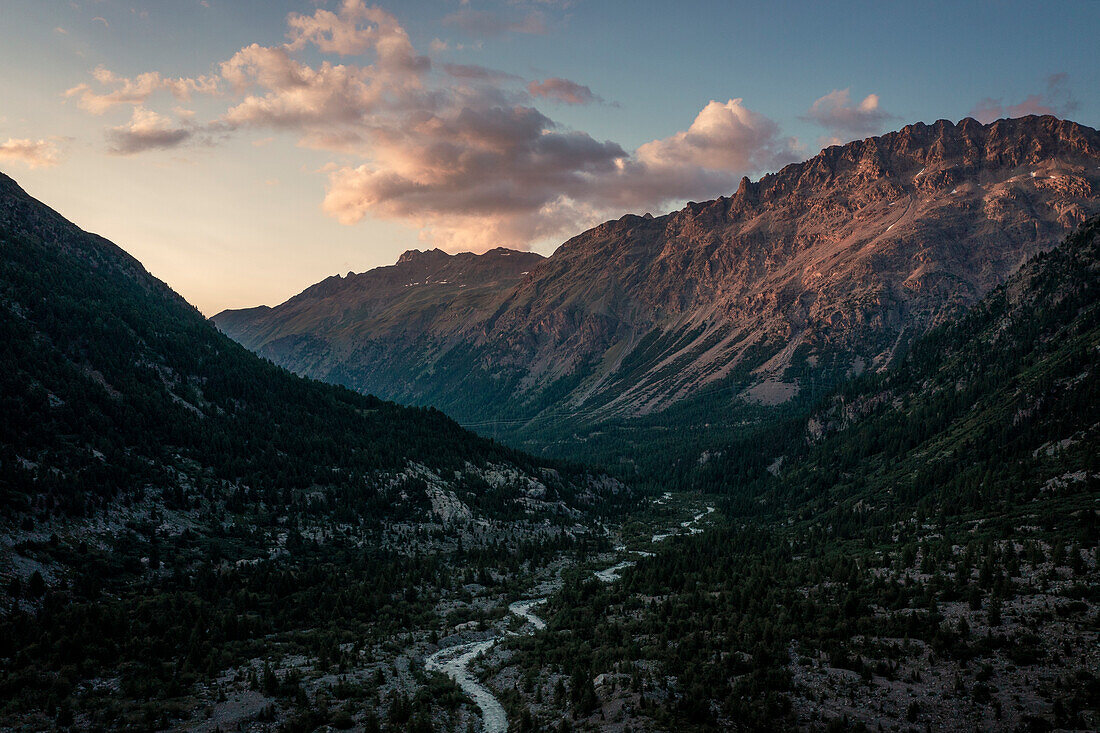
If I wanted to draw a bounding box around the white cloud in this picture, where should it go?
[0,138,62,169]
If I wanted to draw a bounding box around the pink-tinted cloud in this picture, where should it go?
[970,74,1080,124]
[107,107,192,154]
[527,77,599,105]
[636,99,795,174]
[65,66,218,115]
[219,46,390,130]
[445,64,522,83]
[320,104,625,241]
[322,97,798,250]
[801,89,894,143]
[969,98,1004,126]
[67,7,800,252]
[0,138,62,168]
[1006,95,1057,118]
[285,0,428,72]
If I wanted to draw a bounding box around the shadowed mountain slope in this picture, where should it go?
[0,171,619,533]
[216,116,1100,464]
[517,217,1100,732]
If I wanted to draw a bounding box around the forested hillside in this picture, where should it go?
[490,218,1100,731]
[721,215,1100,522]
[0,171,616,524]
[0,171,624,730]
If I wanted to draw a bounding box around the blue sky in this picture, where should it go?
[0,0,1096,314]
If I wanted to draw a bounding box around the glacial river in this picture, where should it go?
[423,505,715,732]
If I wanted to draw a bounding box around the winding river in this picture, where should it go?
[508,598,548,631]
[424,639,508,732]
[423,599,549,733]
[424,505,715,731]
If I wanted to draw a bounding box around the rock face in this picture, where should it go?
[214,246,544,385]
[214,116,1100,434]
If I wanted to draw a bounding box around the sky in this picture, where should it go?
[0,1,1097,315]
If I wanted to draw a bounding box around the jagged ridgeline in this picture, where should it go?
[0,170,623,526]
[736,214,1100,523]
[215,116,1100,476]
[519,217,1100,731]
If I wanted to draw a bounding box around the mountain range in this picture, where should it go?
[530,214,1100,731]
[2,117,1098,730]
[215,116,1100,462]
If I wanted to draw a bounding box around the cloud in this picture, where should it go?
[635,99,797,175]
[968,98,1003,126]
[1005,95,1057,118]
[0,138,62,168]
[969,73,1080,124]
[442,9,547,37]
[527,77,599,105]
[321,97,798,250]
[106,107,192,154]
[801,89,894,143]
[219,46,390,130]
[320,104,624,230]
[65,66,218,114]
[285,0,428,72]
[67,6,800,252]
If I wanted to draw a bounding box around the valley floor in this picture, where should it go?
[4,484,1097,732]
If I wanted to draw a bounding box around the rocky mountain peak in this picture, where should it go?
[215,116,1100,434]
[396,247,450,266]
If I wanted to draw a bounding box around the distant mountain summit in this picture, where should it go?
[214,116,1100,450]
[215,246,543,377]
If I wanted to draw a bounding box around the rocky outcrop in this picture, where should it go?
[214,116,1100,433]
